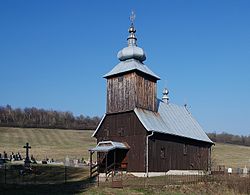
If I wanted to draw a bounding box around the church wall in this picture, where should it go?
[95,111,147,172]
[148,133,211,172]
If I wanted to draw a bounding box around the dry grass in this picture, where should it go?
[84,182,237,195]
[212,142,250,168]
[0,127,96,162]
[1,127,250,169]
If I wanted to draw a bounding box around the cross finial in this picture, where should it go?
[130,10,136,25]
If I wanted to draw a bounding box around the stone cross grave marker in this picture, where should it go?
[23,142,31,167]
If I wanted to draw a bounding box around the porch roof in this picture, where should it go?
[89,141,129,152]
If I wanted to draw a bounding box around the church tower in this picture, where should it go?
[104,12,160,114]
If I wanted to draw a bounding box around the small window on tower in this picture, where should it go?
[104,129,109,139]
[118,76,123,82]
[118,128,125,136]
[160,147,165,159]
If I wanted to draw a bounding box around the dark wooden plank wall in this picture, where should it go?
[106,71,157,113]
[95,111,147,172]
[95,113,212,172]
[149,133,211,172]
[135,71,157,112]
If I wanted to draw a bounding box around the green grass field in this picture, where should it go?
[0,127,96,162]
[0,127,249,168]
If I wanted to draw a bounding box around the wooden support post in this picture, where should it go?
[4,164,6,184]
[89,151,93,177]
[208,147,212,172]
[65,166,67,183]
[105,152,108,180]
[114,150,116,173]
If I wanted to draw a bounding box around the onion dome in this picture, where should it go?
[117,11,146,62]
[162,88,169,103]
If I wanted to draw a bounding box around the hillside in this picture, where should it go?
[0,127,96,161]
[212,142,250,168]
[0,127,249,168]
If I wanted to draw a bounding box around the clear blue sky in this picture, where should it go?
[0,1,249,135]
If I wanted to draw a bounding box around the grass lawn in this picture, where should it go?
[0,182,238,195]
[0,127,96,162]
[83,183,237,195]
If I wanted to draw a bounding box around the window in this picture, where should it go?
[118,128,125,136]
[104,129,109,139]
[183,144,187,155]
[118,76,123,82]
[160,147,166,159]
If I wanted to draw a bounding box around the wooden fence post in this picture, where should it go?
[4,164,6,184]
[34,166,36,184]
[65,166,67,183]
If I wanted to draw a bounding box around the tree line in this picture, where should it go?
[207,132,250,147]
[1,104,249,146]
[0,105,101,130]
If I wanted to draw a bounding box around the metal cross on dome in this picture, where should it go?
[130,11,136,25]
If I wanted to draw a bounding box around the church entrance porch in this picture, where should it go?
[89,141,129,178]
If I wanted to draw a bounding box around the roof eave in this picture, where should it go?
[92,114,106,137]
[103,69,161,80]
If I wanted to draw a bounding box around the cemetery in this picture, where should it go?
[0,142,90,185]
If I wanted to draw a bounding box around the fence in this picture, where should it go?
[1,164,250,194]
[0,164,89,184]
[96,171,250,193]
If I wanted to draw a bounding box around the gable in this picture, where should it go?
[92,111,147,138]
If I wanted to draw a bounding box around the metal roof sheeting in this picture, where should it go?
[134,101,213,144]
[89,141,129,152]
[103,59,160,80]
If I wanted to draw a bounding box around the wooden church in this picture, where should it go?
[90,14,213,176]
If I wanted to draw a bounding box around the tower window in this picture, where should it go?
[118,76,123,82]
[118,128,125,136]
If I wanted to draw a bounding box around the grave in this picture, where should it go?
[228,167,232,174]
[23,142,31,167]
[65,156,70,166]
[243,166,248,177]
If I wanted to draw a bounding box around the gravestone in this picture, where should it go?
[73,159,79,167]
[236,168,242,174]
[228,167,232,174]
[243,166,248,177]
[3,151,7,159]
[65,156,70,166]
[23,142,31,167]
